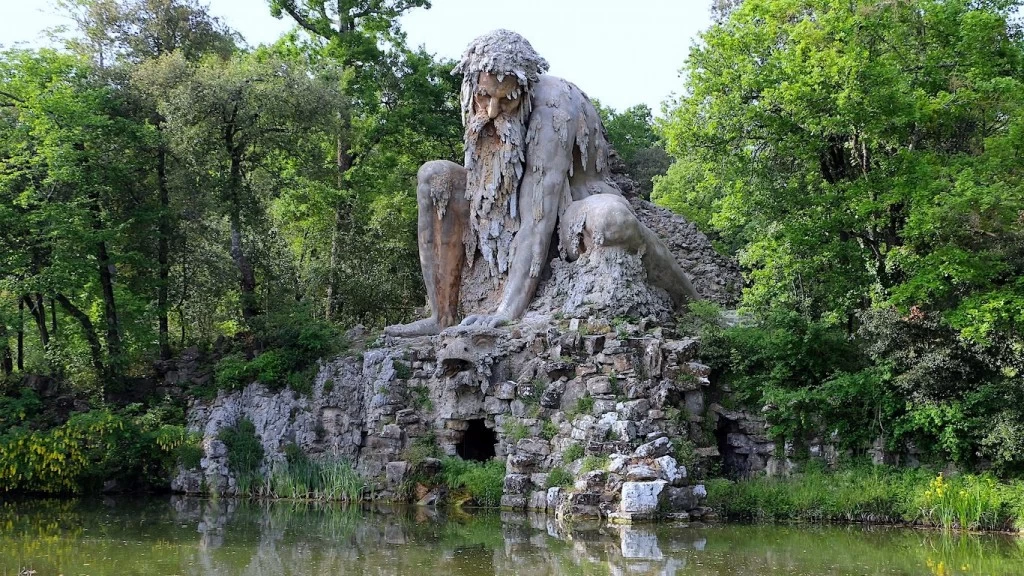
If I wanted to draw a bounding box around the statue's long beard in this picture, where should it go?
[464,112,526,278]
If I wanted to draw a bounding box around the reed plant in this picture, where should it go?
[916,473,1010,531]
[265,455,364,502]
[706,465,1024,532]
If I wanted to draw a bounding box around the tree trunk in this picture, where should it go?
[97,240,122,363]
[23,294,49,350]
[157,143,171,360]
[224,122,258,320]
[16,298,24,371]
[326,135,354,320]
[1,320,12,376]
[55,293,105,378]
[50,297,57,336]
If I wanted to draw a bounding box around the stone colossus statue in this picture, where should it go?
[386,30,699,337]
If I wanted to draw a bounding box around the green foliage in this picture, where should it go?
[211,305,342,394]
[563,442,584,463]
[540,420,559,441]
[593,101,669,197]
[545,466,574,488]
[519,379,546,405]
[0,0,461,397]
[218,418,264,480]
[409,384,431,410]
[392,359,412,380]
[672,438,697,470]
[579,455,609,474]
[505,421,529,443]
[0,388,42,429]
[656,0,1024,475]
[439,457,505,508]
[574,394,595,417]
[0,403,196,494]
[402,432,440,466]
[706,466,1024,531]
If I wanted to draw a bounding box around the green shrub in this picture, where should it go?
[212,303,342,395]
[403,432,441,466]
[540,420,559,440]
[505,421,529,442]
[520,379,547,405]
[214,353,252,390]
[440,457,505,507]
[580,455,608,474]
[0,388,42,429]
[546,466,573,488]
[563,442,584,463]
[219,419,264,479]
[410,384,431,410]
[250,350,291,387]
[0,405,195,494]
[392,358,412,380]
[574,394,595,416]
[673,438,697,469]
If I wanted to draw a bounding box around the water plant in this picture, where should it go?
[440,457,505,507]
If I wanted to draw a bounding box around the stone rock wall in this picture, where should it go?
[176,311,718,521]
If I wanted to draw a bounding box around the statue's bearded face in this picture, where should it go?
[463,71,529,278]
[473,72,522,120]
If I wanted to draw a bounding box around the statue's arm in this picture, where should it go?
[462,113,568,327]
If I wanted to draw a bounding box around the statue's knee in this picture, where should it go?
[588,200,642,250]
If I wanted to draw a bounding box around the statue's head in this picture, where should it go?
[454,30,549,278]
[453,29,549,127]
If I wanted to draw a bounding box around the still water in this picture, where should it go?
[1,498,1022,576]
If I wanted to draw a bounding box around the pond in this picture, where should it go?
[1,498,1022,575]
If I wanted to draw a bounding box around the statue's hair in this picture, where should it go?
[453,29,549,126]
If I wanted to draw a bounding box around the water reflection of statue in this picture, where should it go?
[386,30,699,337]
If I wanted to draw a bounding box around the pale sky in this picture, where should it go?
[0,0,712,112]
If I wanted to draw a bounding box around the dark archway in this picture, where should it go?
[457,419,497,462]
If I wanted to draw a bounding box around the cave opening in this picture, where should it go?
[457,419,497,462]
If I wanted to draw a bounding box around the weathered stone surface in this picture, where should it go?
[528,490,548,511]
[386,461,409,488]
[620,481,667,514]
[626,465,660,482]
[635,436,672,459]
[503,473,531,495]
[618,399,651,421]
[664,486,698,512]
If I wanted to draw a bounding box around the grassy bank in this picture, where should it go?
[706,466,1024,532]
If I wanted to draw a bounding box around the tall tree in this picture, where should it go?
[267,0,430,319]
[161,51,342,320]
[0,49,149,380]
[66,0,235,360]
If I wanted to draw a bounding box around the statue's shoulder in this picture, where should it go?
[530,75,592,111]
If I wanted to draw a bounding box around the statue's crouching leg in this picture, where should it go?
[560,194,700,306]
[385,160,469,337]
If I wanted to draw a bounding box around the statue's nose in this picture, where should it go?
[487,99,501,119]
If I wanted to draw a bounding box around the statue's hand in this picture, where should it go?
[459,313,510,329]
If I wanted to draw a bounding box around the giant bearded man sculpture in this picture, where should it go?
[386,30,699,337]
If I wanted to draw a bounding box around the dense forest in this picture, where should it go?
[658,0,1024,474]
[2,0,1024,495]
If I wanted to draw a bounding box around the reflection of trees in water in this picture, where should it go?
[5,498,1024,575]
